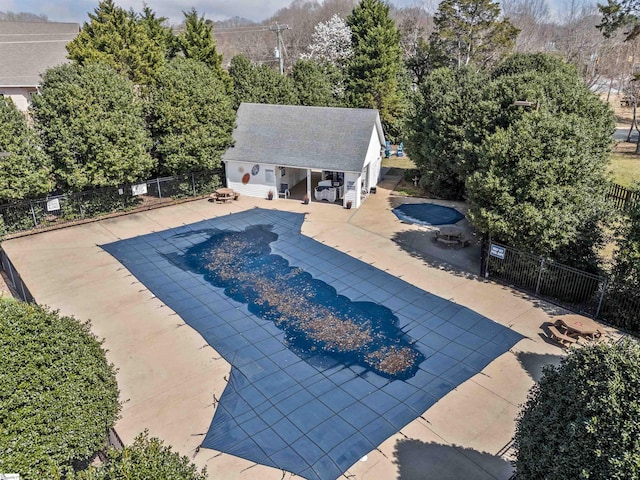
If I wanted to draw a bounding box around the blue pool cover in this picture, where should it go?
[102,208,522,480]
[393,203,465,226]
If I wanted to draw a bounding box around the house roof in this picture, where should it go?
[0,21,79,87]
[222,103,386,172]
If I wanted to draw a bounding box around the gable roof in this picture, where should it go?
[222,103,385,172]
[0,21,79,87]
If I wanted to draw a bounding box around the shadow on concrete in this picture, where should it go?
[392,438,514,480]
[514,350,564,383]
[391,228,481,279]
[386,193,482,276]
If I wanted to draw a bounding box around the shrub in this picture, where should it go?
[0,299,120,478]
[513,340,640,479]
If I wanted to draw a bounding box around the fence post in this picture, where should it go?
[595,278,608,319]
[29,202,38,228]
[156,178,162,199]
[479,233,488,277]
[192,172,196,196]
[535,258,545,295]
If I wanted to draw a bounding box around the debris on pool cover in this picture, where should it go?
[183,225,424,380]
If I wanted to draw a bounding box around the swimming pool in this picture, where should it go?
[392,203,465,226]
[103,208,521,480]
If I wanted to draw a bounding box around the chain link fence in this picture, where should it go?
[0,170,221,237]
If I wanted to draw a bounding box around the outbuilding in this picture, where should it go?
[222,103,386,209]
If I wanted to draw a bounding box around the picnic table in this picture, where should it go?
[554,314,603,341]
[434,225,469,248]
[210,188,237,203]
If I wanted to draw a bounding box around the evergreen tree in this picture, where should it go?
[291,60,336,106]
[405,66,494,199]
[599,0,640,41]
[138,5,178,60]
[429,0,519,70]
[146,58,235,176]
[228,55,298,109]
[177,8,223,70]
[31,63,155,192]
[0,98,53,202]
[66,0,167,85]
[346,0,405,138]
[466,111,611,259]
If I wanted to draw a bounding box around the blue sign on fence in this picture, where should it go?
[490,244,506,260]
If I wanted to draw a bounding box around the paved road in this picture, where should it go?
[615,127,639,142]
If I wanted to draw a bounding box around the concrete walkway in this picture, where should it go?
[0,175,600,479]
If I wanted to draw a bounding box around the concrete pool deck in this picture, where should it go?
[0,174,594,479]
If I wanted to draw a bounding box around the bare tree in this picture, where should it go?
[392,5,434,59]
[502,0,553,52]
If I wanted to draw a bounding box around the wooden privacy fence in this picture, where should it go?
[607,182,639,211]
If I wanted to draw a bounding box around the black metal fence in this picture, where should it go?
[482,242,607,317]
[0,247,35,302]
[0,170,221,237]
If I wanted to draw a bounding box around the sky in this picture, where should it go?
[0,0,571,26]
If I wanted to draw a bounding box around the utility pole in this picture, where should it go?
[270,23,290,75]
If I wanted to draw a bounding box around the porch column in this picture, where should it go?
[306,169,312,200]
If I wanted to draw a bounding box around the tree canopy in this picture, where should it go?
[291,59,337,106]
[31,62,155,192]
[405,53,614,262]
[0,98,53,202]
[66,0,168,85]
[429,0,519,70]
[346,0,405,138]
[177,8,224,71]
[228,55,298,109]
[405,66,494,199]
[302,14,353,68]
[599,0,640,41]
[0,298,120,478]
[466,111,611,258]
[146,58,235,176]
[514,340,640,479]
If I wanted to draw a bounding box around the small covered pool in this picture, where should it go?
[392,203,465,226]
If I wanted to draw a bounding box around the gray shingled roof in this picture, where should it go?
[0,22,79,87]
[222,103,385,172]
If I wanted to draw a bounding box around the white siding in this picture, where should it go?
[225,160,278,199]
[343,172,361,208]
[0,87,34,112]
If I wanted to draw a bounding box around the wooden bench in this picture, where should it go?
[548,324,578,347]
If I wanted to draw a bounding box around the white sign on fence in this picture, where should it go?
[46,198,60,212]
[489,244,506,260]
[131,183,148,196]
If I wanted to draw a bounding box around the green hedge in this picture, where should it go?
[0,299,120,478]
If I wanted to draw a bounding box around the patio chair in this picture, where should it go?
[278,184,290,199]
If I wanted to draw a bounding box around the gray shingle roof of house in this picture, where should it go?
[222,103,386,172]
[0,21,79,87]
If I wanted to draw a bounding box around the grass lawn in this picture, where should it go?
[382,154,426,197]
[610,147,640,187]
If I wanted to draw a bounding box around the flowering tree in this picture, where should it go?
[301,14,353,68]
